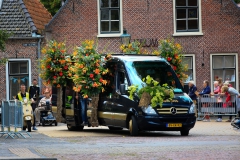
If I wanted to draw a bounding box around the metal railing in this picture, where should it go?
[0,100,31,139]
[197,94,238,120]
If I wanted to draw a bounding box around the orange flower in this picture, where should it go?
[94,68,100,74]
[83,95,88,99]
[61,50,65,53]
[73,50,78,56]
[59,59,66,64]
[79,64,84,69]
[92,82,98,87]
[102,80,107,85]
[57,84,61,88]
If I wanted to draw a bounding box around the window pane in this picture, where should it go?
[111,21,119,31]
[213,56,223,68]
[111,10,119,20]
[9,75,29,100]
[213,70,224,81]
[188,9,197,18]
[177,9,186,19]
[101,21,109,31]
[188,0,197,6]
[101,10,109,20]
[176,0,186,6]
[101,0,109,8]
[10,62,28,74]
[184,70,193,82]
[225,69,235,82]
[183,57,192,69]
[225,56,235,68]
[188,20,198,29]
[177,20,186,30]
[111,0,119,7]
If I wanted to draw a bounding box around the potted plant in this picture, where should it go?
[70,40,111,126]
[129,75,174,108]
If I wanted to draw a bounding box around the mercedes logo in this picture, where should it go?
[170,107,177,115]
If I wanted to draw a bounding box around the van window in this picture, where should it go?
[125,61,182,89]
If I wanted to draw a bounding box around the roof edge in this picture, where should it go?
[18,0,38,33]
[46,0,70,28]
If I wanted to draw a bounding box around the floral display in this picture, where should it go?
[154,39,188,82]
[70,40,111,98]
[39,40,71,87]
[120,41,148,54]
[128,75,174,107]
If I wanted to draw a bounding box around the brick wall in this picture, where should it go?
[46,0,240,91]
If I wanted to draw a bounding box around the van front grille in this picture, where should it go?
[157,107,188,115]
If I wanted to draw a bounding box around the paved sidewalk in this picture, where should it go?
[0,121,239,159]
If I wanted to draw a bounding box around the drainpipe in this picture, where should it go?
[37,38,42,92]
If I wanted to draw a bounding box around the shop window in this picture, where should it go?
[182,55,195,83]
[173,0,203,36]
[211,55,237,89]
[97,0,123,37]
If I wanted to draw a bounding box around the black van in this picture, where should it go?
[65,54,196,136]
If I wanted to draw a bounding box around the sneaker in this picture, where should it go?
[203,119,210,122]
[81,121,85,126]
[216,118,222,122]
[226,119,232,122]
[32,126,38,130]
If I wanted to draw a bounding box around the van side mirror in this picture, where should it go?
[120,84,126,95]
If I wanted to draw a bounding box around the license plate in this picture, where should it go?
[167,123,182,127]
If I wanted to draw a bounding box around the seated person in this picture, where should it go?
[34,89,52,124]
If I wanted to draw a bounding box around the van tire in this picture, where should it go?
[180,130,189,136]
[108,126,123,130]
[129,116,138,136]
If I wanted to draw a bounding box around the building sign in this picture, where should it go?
[22,43,37,47]
[132,38,158,47]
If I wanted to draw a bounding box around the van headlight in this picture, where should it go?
[141,105,158,115]
[189,104,195,114]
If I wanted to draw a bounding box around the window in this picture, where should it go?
[182,55,195,83]
[211,54,238,90]
[173,0,203,36]
[6,59,31,100]
[97,0,123,37]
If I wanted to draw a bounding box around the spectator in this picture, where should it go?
[75,92,88,126]
[34,89,52,124]
[188,81,197,117]
[211,81,223,122]
[195,80,211,121]
[28,79,39,130]
[221,83,240,122]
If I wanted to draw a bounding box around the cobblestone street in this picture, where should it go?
[1,120,240,160]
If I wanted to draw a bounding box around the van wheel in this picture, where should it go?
[180,130,189,136]
[76,126,84,131]
[108,126,123,130]
[129,116,138,136]
[27,120,32,132]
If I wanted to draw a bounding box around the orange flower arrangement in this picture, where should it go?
[70,40,112,98]
[39,40,71,87]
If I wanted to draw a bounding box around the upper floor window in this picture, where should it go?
[173,0,203,36]
[98,0,123,37]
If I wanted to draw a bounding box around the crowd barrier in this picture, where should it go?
[197,94,238,120]
[0,100,31,139]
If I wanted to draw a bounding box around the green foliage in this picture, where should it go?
[235,0,240,4]
[128,75,174,107]
[40,0,61,16]
[0,30,11,52]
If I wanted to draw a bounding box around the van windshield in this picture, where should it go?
[125,61,183,90]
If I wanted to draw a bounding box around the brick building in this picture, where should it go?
[0,0,52,100]
[45,0,240,92]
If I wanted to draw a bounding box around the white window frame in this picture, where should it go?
[210,53,238,91]
[97,0,123,38]
[5,59,32,100]
[183,54,196,83]
[173,0,203,36]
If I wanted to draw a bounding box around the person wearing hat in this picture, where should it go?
[34,89,52,124]
[188,81,198,117]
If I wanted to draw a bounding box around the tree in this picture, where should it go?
[0,30,11,64]
[40,0,62,16]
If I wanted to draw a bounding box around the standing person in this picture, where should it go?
[75,92,88,126]
[211,81,223,122]
[195,80,211,121]
[28,79,40,130]
[222,82,240,122]
[188,81,197,117]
